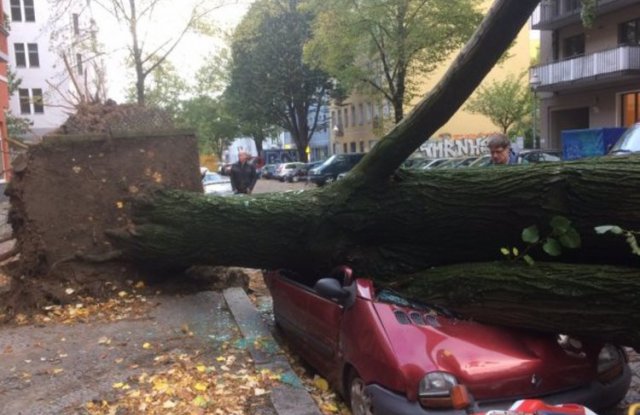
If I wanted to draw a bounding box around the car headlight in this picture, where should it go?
[597,344,625,382]
[419,372,471,409]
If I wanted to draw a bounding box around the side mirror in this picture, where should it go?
[314,278,350,301]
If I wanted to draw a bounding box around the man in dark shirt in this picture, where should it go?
[230,151,258,194]
[488,134,518,165]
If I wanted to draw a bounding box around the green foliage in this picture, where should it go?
[176,96,238,159]
[595,225,640,256]
[6,67,32,138]
[126,60,188,116]
[466,72,531,135]
[501,216,581,265]
[305,0,482,122]
[580,0,597,28]
[225,0,332,161]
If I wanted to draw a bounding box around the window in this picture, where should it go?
[351,105,356,126]
[622,92,640,127]
[358,104,364,125]
[18,88,30,114]
[28,43,39,67]
[366,102,373,122]
[350,142,356,153]
[331,111,336,128]
[343,143,348,154]
[343,108,348,129]
[76,53,83,75]
[619,18,640,46]
[14,43,26,67]
[359,141,365,152]
[32,88,43,113]
[564,0,580,13]
[73,13,80,35]
[15,43,39,67]
[18,88,44,114]
[10,0,21,21]
[23,0,35,22]
[563,34,585,59]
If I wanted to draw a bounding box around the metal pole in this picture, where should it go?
[533,92,538,149]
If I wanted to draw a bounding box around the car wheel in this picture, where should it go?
[348,371,374,415]
[292,175,299,182]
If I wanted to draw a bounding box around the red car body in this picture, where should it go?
[264,269,630,414]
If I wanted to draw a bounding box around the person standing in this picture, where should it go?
[230,151,258,194]
[487,134,518,165]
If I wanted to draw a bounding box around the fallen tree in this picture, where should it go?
[87,0,640,348]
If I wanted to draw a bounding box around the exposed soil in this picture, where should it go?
[1,129,203,318]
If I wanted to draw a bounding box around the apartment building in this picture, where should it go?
[531,0,640,149]
[4,0,103,141]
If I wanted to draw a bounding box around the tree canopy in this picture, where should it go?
[225,0,333,161]
[304,0,483,123]
[465,72,531,135]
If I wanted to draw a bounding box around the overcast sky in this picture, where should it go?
[92,0,251,102]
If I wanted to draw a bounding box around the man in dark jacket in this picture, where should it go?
[230,151,258,194]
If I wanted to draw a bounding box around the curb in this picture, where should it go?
[223,287,323,415]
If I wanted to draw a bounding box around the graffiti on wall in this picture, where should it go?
[420,135,491,158]
[263,149,300,165]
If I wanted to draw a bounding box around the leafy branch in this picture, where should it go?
[501,216,582,266]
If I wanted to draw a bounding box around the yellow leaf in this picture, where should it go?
[162,400,177,409]
[193,395,208,407]
[216,356,225,362]
[321,403,339,413]
[142,342,151,349]
[313,376,329,391]
[116,201,124,209]
[112,382,124,389]
[52,368,64,375]
[134,281,145,289]
[118,291,128,298]
[194,382,208,391]
[196,364,206,373]
[254,388,268,396]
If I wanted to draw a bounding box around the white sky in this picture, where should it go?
[92,0,252,102]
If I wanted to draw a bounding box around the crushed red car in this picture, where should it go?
[264,268,630,415]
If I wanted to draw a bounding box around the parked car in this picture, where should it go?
[308,153,366,186]
[609,122,640,155]
[275,162,307,182]
[468,154,492,167]
[419,158,450,169]
[202,172,232,196]
[265,268,630,415]
[517,149,562,164]
[260,164,278,180]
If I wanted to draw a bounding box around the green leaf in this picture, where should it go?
[521,225,539,244]
[523,255,535,266]
[512,247,519,256]
[543,238,562,257]
[500,247,510,256]
[594,225,624,235]
[550,216,571,234]
[559,228,581,249]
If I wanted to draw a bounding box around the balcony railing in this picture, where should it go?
[531,45,640,90]
[532,0,635,29]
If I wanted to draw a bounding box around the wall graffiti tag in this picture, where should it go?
[420,136,490,158]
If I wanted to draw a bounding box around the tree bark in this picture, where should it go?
[108,156,640,277]
[395,261,640,350]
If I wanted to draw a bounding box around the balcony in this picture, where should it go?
[532,0,639,30]
[531,45,640,91]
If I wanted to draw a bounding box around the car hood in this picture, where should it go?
[373,302,596,401]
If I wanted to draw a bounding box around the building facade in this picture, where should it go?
[3,0,103,141]
[0,5,10,180]
[531,0,640,149]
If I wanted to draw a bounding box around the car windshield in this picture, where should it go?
[376,288,452,316]
[610,124,640,154]
[203,173,226,183]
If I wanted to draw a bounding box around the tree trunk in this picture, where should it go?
[108,156,640,276]
[396,261,640,350]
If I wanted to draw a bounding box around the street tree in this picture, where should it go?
[305,0,482,123]
[465,72,531,135]
[225,0,333,162]
[91,0,223,105]
[126,60,189,116]
[6,69,33,138]
[177,95,239,160]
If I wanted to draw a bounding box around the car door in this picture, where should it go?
[270,273,343,377]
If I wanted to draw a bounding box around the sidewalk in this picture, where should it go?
[0,288,322,414]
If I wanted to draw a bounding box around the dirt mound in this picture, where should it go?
[54,102,175,135]
[1,130,203,317]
